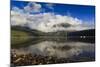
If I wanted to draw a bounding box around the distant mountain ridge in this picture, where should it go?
[11,26,95,37]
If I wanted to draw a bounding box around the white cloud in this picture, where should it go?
[11,2,94,32]
[11,10,94,32]
[12,6,23,13]
[24,2,42,13]
[11,11,27,26]
[45,3,54,10]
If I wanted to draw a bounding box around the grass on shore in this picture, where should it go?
[11,30,32,45]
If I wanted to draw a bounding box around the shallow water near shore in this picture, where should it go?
[11,37,95,66]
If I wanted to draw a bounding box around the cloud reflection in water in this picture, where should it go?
[13,41,94,59]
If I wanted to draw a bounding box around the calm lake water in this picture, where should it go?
[12,37,95,62]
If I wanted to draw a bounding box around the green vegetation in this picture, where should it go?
[11,30,32,45]
[11,26,68,48]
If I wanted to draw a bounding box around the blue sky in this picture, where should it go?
[11,0,95,23]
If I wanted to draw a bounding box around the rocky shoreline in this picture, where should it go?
[11,53,70,66]
[11,50,95,66]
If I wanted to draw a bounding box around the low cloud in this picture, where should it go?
[11,2,94,32]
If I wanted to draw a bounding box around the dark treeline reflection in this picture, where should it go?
[12,36,95,48]
[11,36,95,66]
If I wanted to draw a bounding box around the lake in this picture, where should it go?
[11,37,95,66]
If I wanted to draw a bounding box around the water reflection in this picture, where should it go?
[12,39,95,59]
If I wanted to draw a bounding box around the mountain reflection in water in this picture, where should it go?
[12,38,95,59]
